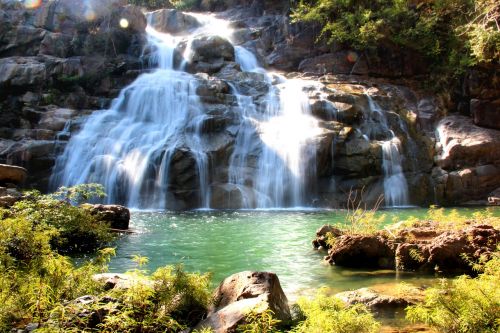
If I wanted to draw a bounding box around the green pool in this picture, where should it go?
[109,207,498,298]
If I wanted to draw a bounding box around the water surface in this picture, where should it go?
[109,208,498,297]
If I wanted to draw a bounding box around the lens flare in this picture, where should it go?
[23,0,42,9]
[347,51,358,63]
[119,18,129,29]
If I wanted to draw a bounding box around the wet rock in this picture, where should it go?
[190,35,235,63]
[325,234,395,269]
[93,273,148,290]
[83,204,130,230]
[0,163,27,185]
[149,9,200,35]
[209,183,257,209]
[195,271,291,333]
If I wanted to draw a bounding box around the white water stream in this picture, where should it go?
[50,12,321,209]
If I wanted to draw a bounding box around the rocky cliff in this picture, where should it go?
[1,0,498,207]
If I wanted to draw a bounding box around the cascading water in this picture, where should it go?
[364,93,410,207]
[50,24,211,209]
[51,12,321,209]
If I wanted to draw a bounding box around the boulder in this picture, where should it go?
[149,9,200,35]
[189,35,235,63]
[84,204,130,230]
[426,225,500,273]
[335,288,415,313]
[298,51,361,75]
[436,115,500,170]
[0,163,27,185]
[325,234,395,269]
[195,271,291,333]
[470,98,500,130]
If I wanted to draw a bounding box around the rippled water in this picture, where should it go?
[109,208,498,298]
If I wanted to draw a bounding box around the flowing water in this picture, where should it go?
[107,208,499,298]
[364,93,410,207]
[50,12,324,209]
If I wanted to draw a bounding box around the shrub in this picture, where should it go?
[5,184,113,254]
[406,253,500,332]
[292,0,499,82]
[291,289,380,333]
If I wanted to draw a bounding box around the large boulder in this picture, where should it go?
[325,234,395,269]
[83,204,130,230]
[195,271,291,333]
[0,163,27,185]
[149,9,200,35]
[436,115,500,170]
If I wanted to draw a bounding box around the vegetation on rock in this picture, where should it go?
[406,252,500,333]
[292,0,499,76]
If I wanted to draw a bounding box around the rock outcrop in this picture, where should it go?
[195,271,291,332]
[434,115,500,205]
[316,223,500,274]
[83,204,131,230]
[0,0,147,191]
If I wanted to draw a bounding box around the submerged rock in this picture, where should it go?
[195,271,291,333]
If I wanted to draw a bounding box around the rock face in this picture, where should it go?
[195,271,291,332]
[0,0,497,207]
[0,163,27,185]
[84,204,130,230]
[434,115,500,205]
[0,0,147,191]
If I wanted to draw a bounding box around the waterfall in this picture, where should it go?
[50,12,321,209]
[365,93,409,207]
[50,21,211,209]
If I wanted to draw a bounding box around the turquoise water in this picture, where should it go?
[109,208,498,298]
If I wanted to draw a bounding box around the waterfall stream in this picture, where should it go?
[364,93,410,207]
[50,12,321,209]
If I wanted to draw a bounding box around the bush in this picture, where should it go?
[406,253,500,332]
[128,0,200,10]
[292,0,499,80]
[291,289,380,333]
[4,184,113,254]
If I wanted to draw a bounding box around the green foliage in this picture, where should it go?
[5,185,112,254]
[406,253,500,332]
[96,264,212,332]
[339,190,385,236]
[291,289,381,333]
[292,0,499,80]
[0,247,113,331]
[170,0,199,10]
[127,0,199,10]
[237,309,282,333]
